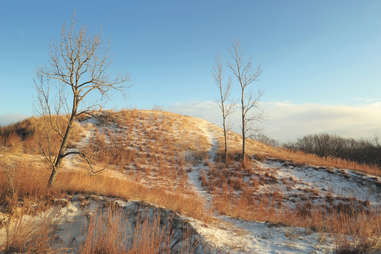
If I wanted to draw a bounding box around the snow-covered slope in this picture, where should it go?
[2,109,381,253]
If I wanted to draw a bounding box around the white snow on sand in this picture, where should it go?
[185,120,336,254]
[187,120,219,206]
[258,160,381,207]
[189,216,334,254]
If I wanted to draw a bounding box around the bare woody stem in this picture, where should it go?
[38,18,127,187]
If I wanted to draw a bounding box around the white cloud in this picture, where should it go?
[166,101,381,143]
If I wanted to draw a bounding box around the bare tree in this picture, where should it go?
[228,42,262,161]
[213,59,233,163]
[36,19,127,187]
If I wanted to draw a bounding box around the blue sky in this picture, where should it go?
[1,1,381,140]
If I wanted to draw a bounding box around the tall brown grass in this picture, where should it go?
[0,159,209,222]
[57,171,210,221]
[80,207,202,254]
[80,207,130,254]
[264,147,381,176]
[0,158,210,253]
[217,129,381,176]
[1,200,58,253]
[2,109,381,253]
[204,156,381,252]
[212,188,381,252]
[0,116,83,155]
[2,110,380,177]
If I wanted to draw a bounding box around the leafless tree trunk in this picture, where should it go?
[228,42,262,162]
[213,59,233,163]
[36,18,127,187]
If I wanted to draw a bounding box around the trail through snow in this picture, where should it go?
[63,120,94,170]
[62,115,335,253]
[186,120,217,207]
[186,120,334,254]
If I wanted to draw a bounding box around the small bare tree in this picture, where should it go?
[213,59,233,163]
[228,42,262,161]
[36,19,127,187]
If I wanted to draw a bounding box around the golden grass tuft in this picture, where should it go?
[0,116,83,155]
[80,207,200,254]
[0,158,210,222]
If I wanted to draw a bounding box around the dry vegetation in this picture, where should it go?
[0,110,213,252]
[0,159,209,221]
[0,116,83,155]
[1,109,381,253]
[216,130,381,176]
[80,207,202,254]
[78,110,211,192]
[202,156,381,252]
[0,160,209,253]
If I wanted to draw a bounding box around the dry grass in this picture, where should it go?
[204,156,381,252]
[0,159,209,252]
[80,208,130,254]
[0,159,61,215]
[220,132,381,176]
[1,209,57,254]
[0,115,83,155]
[80,207,201,254]
[78,110,212,195]
[0,159,208,253]
[0,158,210,222]
[208,160,370,230]
[212,185,381,252]
[261,146,381,176]
[56,170,210,221]
[0,176,59,254]
[2,109,381,253]
[0,110,212,206]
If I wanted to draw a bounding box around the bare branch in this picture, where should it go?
[61,150,105,175]
[228,42,262,161]
[36,17,128,186]
[214,57,234,162]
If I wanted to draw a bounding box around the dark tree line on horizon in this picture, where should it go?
[285,133,381,168]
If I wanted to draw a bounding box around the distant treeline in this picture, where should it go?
[285,134,381,167]
[251,133,280,147]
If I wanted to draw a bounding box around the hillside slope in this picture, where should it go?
[1,109,381,253]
